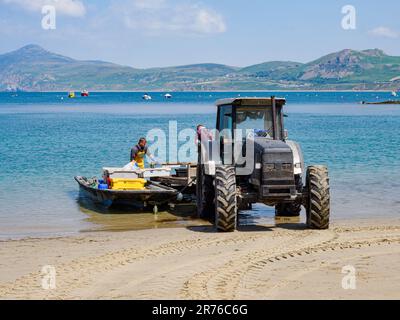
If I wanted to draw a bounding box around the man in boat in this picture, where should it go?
[130,137,157,169]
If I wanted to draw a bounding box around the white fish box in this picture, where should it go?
[103,168,140,179]
[140,168,172,178]
[103,167,172,179]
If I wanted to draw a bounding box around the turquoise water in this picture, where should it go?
[0,92,399,239]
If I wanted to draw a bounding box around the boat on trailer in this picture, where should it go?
[75,163,197,212]
[75,176,179,212]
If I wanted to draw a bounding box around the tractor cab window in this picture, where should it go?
[236,107,274,139]
[218,105,233,139]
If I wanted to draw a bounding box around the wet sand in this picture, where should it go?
[1,217,400,300]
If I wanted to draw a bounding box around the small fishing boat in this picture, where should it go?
[81,90,89,97]
[361,100,400,105]
[75,176,178,210]
[142,94,152,100]
[68,91,75,98]
[164,93,172,99]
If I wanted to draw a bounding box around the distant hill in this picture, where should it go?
[1,45,400,91]
[238,61,303,76]
[293,49,400,88]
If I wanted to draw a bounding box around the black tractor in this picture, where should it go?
[196,97,330,232]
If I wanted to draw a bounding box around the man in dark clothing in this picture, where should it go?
[130,138,156,169]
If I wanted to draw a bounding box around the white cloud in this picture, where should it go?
[132,0,166,10]
[368,26,399,39]
[1,0,86,17]
[118,0,226,35]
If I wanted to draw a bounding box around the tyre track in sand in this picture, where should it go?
[244,242,400,299]
[0,230,272,299]
[181,226,400,300]
[181,229,333,299]
[237,236,400,299]
[2,224,400,299]
[110,229,311,300]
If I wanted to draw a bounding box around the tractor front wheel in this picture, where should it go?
[305,165,330,229]
[215,165,237,232]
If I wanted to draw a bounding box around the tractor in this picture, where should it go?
[196,97,330,232]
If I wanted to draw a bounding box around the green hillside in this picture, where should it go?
[1,45,400,91]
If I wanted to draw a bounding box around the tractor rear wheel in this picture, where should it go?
[196,164,215,219]
[215,165,237,232]
[306,165,330,229]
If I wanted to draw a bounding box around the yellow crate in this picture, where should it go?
[110,178,147,190]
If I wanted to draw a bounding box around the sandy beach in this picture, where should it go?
[1,218,400,300]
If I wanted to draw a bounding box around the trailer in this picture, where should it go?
[75,163,197,213]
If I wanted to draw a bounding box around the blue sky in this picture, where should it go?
[0,0,399,68]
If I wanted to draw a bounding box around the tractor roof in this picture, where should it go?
[215,97,286,107]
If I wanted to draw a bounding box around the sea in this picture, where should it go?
[0,91,399,239]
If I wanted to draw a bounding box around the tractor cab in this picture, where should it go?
[215,97,286,141]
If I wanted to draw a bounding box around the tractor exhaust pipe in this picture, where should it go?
[271,96,278,140]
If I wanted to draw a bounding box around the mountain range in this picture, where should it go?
[1,44,400,91]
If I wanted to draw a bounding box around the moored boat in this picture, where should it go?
[361,100,400,105]
[142,93,152,100]
[81,90,89,97]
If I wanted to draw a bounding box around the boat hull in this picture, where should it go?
[75,176,178,207]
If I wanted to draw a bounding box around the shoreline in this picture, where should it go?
[1,216,400,300]
[0,214,397,243]
[0,90,396,93]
